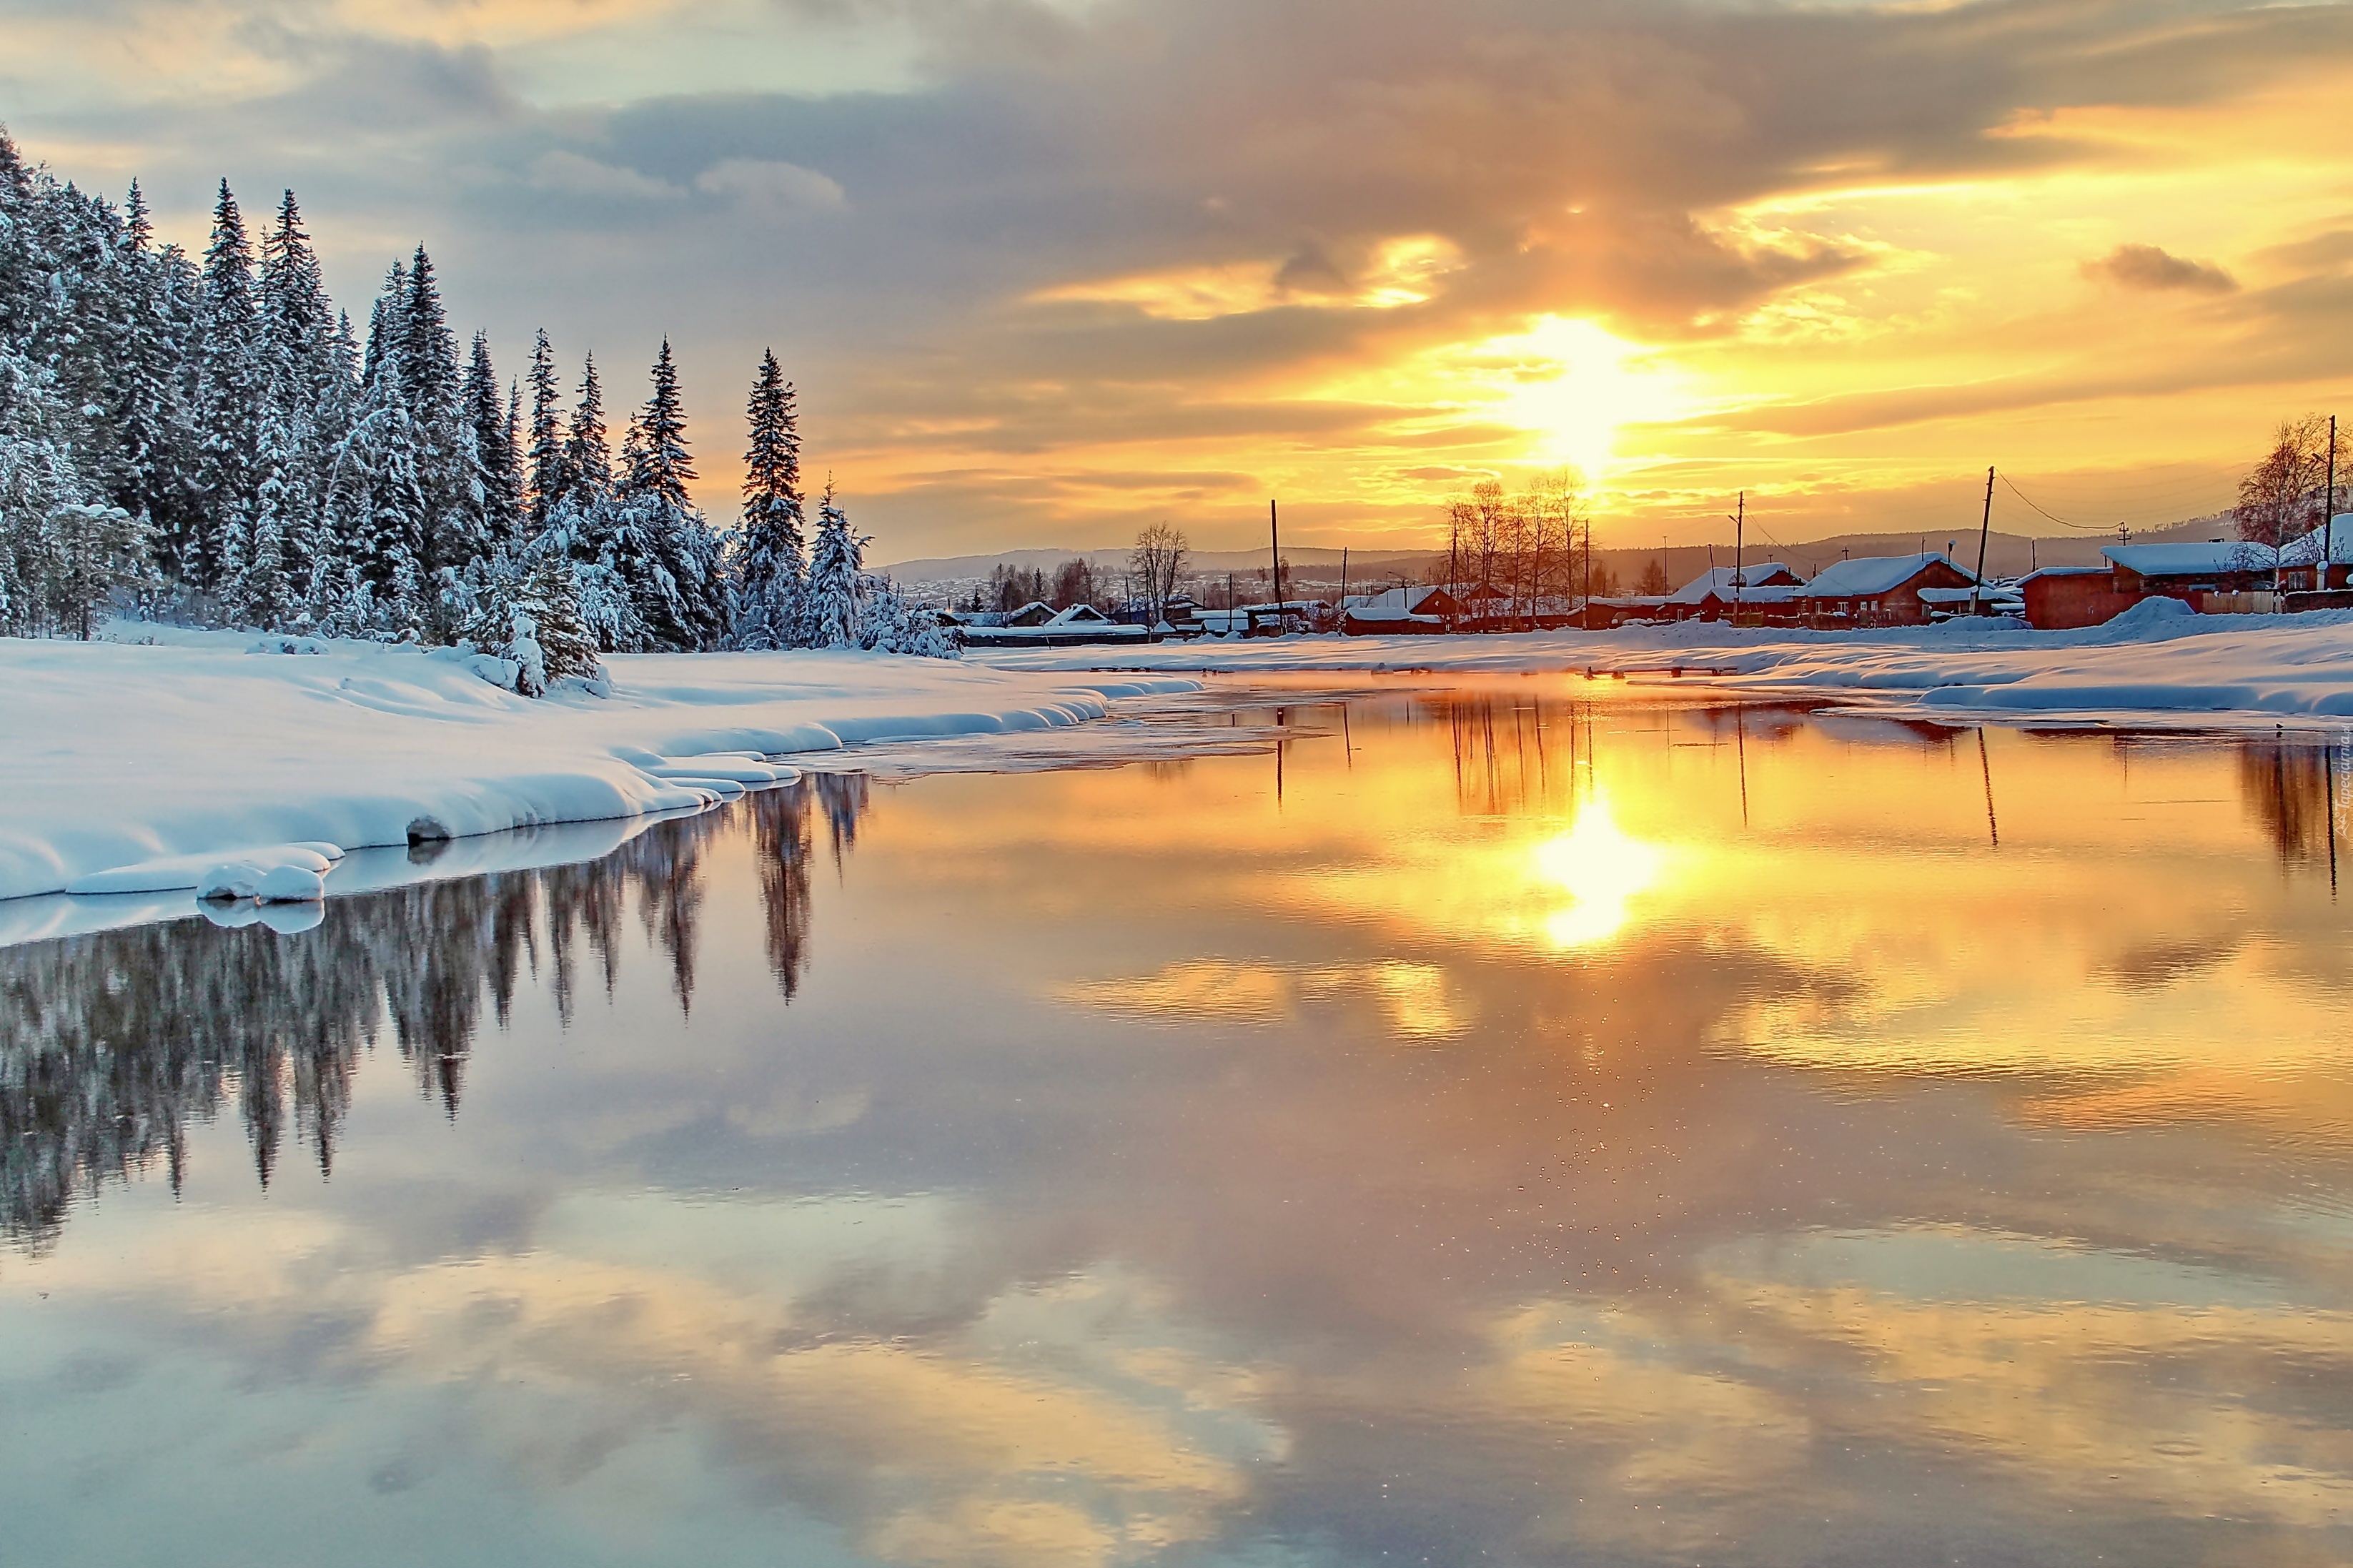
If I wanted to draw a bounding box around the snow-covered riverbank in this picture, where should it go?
[976,603,2353,727]
[13,604,2353,922]
[0,625,1192,906]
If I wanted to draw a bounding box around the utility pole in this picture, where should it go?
[1269,499,1284,635]
[1660,535,1669,599]
[1971,465,1993,615]
[2327,415,2339,592]
[1728,492,1745,623]
[1339,546,1349,607]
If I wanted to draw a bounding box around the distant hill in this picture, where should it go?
[881,545,1440,587]
[886,513,2245,595]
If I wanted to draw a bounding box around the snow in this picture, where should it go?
[0,623,1198,905]
[973,609,2353,728]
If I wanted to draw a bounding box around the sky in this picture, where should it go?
[4,0,2352,560]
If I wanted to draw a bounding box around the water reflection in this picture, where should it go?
[4,689,2353,1567]
[0,776,873,1248]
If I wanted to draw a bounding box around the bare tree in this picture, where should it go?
[2236,415,2348,549]
[1050,556,1101,609]
[1129,522,1189,622]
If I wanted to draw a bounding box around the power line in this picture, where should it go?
[1996,472,2121,532]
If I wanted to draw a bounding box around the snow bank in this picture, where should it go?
[0,625,1198,905]
[973,610,2353,727]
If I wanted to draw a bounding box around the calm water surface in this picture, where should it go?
[6,678,2353,1567]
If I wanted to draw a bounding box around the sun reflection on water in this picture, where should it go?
[1532,789,1670,951]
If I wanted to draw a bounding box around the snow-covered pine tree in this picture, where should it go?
[319,339,430,634]
[227,402,299,629]
[0,129,39,355]
[464,333,523,547]
[803,479,866,649]
[858,576,957,658]
[361,261,405,387]
[259,192,332,407]
[112,182,204,593]
[613,339,726,650]
[399,248,486,626]
[564,353,612,497]
[400,247,459,424]
[192,180,266,600]
[535,353,653,653]
[0,348,151,637]
[730,348,804,650]
[461,555,605,696]
[524,329,565,534]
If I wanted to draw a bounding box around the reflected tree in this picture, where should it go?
[0,776,875,1249]
[2239,740,2347,867]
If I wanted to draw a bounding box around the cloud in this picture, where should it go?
[525,148,682,201]
[693,156,847,210]
[7,0,2353,550]
[2081,242,2239,294]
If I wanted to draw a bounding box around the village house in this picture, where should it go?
[2019,566,2141,630]
[1795,552,1981,627]
[2103,541,2277,608]
[2277,517,2353,593]
[956,602,1151,648]
[1659,563,1802,622]
[1340,584,1465,635]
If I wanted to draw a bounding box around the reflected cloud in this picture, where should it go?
[13,689,2353,1565]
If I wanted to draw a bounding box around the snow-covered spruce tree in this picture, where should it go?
[803,479,866,649]
[613,339,726,651]
[317,337,430,635]
[730,348,804,650]
[191,181,265,603]
[524,328,566,535]
[0,131,39,355]
[259,192,334,411]
[0,350,150,637]
[460,552,604,696]
[464,332,523,550]
[228,402,298,630]
[537,354,651,653]
[858,575,957,658]
[110,181,205,585]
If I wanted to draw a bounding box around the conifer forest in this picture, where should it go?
[0,129,948,679]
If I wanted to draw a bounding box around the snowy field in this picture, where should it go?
[0,623,1192,918]
[11,602,2353,934]
[977,601,2353,725]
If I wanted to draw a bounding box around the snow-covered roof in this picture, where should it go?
[1343,585,1449,615]
[2277,517,2353,567]
[2016,566,2106,583]
[1666,564,1796,604]
[2104,541,2274,577]
[1048,603,1112,624]
[1798,552,1974,598]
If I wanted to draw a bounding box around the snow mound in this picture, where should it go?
[197,858,327,903]
[2103,596,2195,629]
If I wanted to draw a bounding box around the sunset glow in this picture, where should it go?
[8,0,2344,556]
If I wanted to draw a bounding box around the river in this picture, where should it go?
[4,677,2351,1567]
